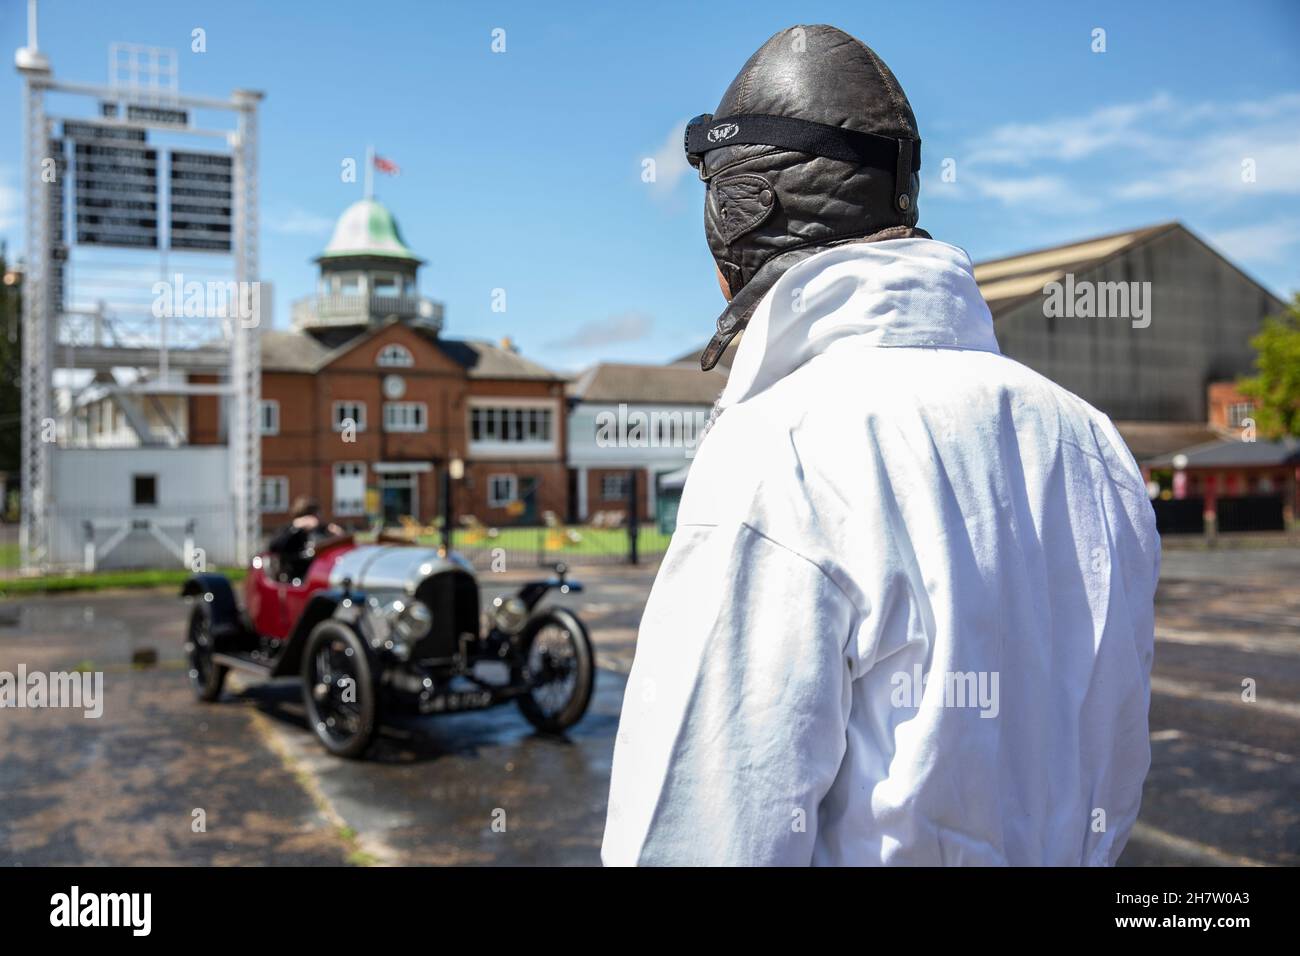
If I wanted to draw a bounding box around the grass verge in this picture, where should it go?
[0,567,247,598]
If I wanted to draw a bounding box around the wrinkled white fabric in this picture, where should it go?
[602,239,1159,866]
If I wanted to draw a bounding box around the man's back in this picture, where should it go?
[602,240,1159,865]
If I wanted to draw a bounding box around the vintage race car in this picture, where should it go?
[180,535,595,758]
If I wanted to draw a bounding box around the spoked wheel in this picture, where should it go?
[517,609,595,733]
[301,621,378,759]
[185,603,227,702]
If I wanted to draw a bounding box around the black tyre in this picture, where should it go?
[301,620,378,759]
[516,608,595,733]
[185,602,227,702]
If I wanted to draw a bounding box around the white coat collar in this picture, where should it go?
[718,239,1000,408]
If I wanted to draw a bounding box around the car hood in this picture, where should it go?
[328,545,474,596]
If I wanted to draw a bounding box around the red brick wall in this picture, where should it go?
[258,327,454,529]
[466,377,568,462]
[1207,381,1253,430]
[459,376,568,526]
[262,370,317,467]
[582,467,653,522]
[456,459,568,527]
[257,329,568,533]
[186,374,223,445]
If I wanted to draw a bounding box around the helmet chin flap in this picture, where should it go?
[686,25,923,370]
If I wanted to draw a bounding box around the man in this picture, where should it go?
[602,25,1159,866]
[267,497,344,579]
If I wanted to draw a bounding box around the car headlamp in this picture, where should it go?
[491,596,528,635]
[367,598,432,654]
[394,599,433,642]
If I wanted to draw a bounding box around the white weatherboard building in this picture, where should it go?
[51,447,235,569]
[566,362,726,521]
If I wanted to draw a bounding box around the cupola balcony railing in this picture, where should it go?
[291,292,444,331]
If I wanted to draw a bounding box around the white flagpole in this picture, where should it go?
[364,144,374,199]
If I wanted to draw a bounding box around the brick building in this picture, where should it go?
[192,198,567,532]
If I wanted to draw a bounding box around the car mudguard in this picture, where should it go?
[180,574,246,651]
[270,589,368,678]
[518,577,584,612]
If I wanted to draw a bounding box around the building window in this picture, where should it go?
[337,272,364,296]
[333,462,367,516]
[259,399,280,436]
[383,401,427,432]
[488,473,517,508]
[133,474,158,506]
[373,273,402,297]
[1227,402,1254,427]
[377,344,413,367]
[470,405,553,443]
[332,400,367,433]
[601,474,629,501]
[260,476,289,512]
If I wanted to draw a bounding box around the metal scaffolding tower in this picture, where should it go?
[14,0,263,572]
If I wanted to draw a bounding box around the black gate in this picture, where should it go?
[1216,495,1285,533]
[1152,497,1205,535]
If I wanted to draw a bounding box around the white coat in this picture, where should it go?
[602,238,1159,866]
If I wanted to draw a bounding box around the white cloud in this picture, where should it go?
[547,311,654,349]
[967,93,1177,167]
[266,206,335,235]
[1207,220,1300,264]
[941,90,1300,209]
[973,173,1099,212]
[1116,134,1300,201]
[643,120,691,200]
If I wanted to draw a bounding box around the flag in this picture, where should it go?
[373,155,400,176]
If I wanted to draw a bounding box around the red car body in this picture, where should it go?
[244,536,356,640]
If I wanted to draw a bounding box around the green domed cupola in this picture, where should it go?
[317,199,424,264]
[292,198,443,332]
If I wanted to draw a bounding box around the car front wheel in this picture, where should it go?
[516,608,595,734]
[302,620,378,759]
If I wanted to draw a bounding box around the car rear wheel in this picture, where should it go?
[302,620,378,759]
[517,609,595,734]
[185,603,227,702]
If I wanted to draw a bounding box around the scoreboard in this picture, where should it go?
[63,119,233,252]
[169,151,234,252]
[68,121,159,249]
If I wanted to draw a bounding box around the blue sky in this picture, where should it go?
[3,0,1298,372]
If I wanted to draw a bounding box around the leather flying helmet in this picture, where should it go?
[685,25,923,370]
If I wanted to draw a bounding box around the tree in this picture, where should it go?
[1237,293,1300,440]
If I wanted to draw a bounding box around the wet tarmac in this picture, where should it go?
[0,550,1296,866]
[0,568,645,866]
[1123,545,1300,867]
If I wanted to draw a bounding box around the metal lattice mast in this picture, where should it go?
[17,15,53,573]
[14,1,263,572]
[231,90,263,565]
